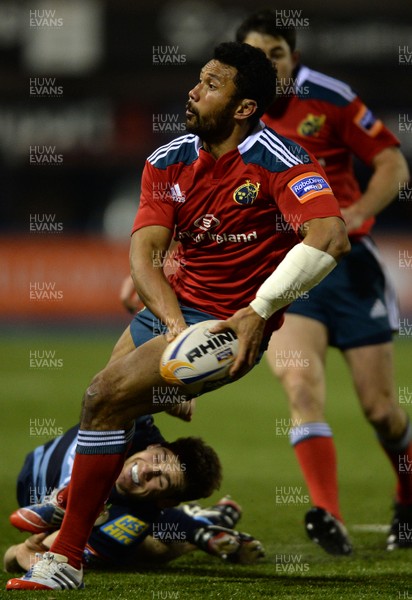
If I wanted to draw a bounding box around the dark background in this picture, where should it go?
[1,0,411,236]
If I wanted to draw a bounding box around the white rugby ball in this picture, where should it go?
[160,320,238,394]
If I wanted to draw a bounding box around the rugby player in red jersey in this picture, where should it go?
[237,9,410,555]
[7,42,349,590]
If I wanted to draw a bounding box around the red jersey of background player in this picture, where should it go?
[132,122,342,335]
[263,65,400,239]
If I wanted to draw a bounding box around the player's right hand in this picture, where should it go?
[210,307,265,377]
[165,318,188,343]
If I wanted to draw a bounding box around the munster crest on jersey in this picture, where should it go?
[297,113,326,137]
[233,180,261,205]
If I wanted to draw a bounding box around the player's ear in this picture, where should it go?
[235,99,257,121]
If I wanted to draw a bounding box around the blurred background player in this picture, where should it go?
[6,415,263,571]
[236,9,410,555]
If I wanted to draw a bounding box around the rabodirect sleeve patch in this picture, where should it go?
[288,171,333,204]
[354,104,382,136]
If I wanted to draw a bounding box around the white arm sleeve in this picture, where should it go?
[249,242,337,320]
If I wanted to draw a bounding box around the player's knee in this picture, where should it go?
[270,359,300,384]
[280,375,322,419]
[278,367,317,400]
[269,351,317,384]
[82,371,117,426]
[289,388,321,417]
[362,399,398,433]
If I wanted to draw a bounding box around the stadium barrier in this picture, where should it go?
[0,236,130,320]
[0,234,411,321]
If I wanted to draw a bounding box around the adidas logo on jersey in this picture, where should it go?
[170,183,186,203]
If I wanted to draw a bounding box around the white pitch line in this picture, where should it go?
[351,524,390,533]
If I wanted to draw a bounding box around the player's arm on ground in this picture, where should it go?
[130,527,264,565]
[213,215,350,376]
[124,535,196,565]
[4,532,56,572]
[341,146,410,232]
[130,226,186,339]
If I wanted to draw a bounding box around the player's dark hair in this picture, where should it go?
[162,436,222,502]
[213,41,277,126]
[236,9,297,52]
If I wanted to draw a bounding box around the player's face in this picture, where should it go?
[243,32,299,94]
[115,445,185,502]
[186,60,241,143]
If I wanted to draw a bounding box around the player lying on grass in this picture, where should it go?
[5,415,263,572]
[6,42,350,590]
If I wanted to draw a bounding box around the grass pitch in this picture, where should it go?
[1,329,412,599]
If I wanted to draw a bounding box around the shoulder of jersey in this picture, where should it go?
[296,65,357,107]
[147,134,199,169]
[240,125,311,173]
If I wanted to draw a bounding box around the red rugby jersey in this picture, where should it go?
[132,123,342,333]
[263,65,400,238]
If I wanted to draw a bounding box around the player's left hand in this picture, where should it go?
[194,525,265,564]
[227,533,265,564]
[210,307,265,377]
[119,275,145,314]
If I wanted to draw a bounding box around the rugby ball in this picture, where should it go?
[160,320,238,394]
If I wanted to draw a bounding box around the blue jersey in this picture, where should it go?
[16,416,212,567]
[17,415,163,505]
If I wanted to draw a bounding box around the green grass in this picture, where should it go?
[1,331,412,598]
